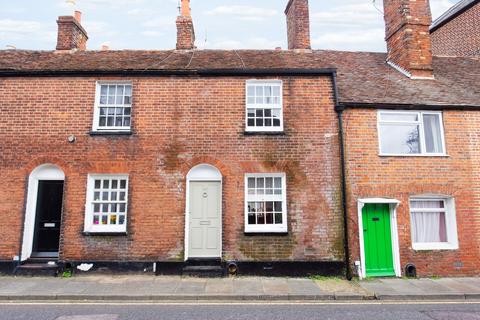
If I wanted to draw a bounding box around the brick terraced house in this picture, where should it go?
[0,0,479,278]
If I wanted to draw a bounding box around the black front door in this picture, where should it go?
[32,180,64,257]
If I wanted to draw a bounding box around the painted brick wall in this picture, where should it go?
[342,108,480,277]
[0,76,344,263]
[431,3,480,57]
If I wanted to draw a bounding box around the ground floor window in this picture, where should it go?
[245,173,287,233]
[84,174,129,233]
[409,197,458,250]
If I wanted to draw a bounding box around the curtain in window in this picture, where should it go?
[411,200,447,243]
[423,114,443,153]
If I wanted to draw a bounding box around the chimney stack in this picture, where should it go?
[176,0,196,50]
[383,0,434,79]
[285,0,311,50]
[56,11,88,51]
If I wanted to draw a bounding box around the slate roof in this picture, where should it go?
[0,49,479,107]
[430,0,479,32]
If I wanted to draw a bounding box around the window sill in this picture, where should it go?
[244,232,289,236]
[89,131,133,136]
[412,243,458,251]
[379,154,449,158]
[244,131,285,136]
[83,232,128,236]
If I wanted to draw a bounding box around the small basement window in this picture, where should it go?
[246,80,283,132]
[84,174,129,233]
[245,173,287,233]
[92,82,132,132]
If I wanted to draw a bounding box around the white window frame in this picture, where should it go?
[244,173,287,233]
[409,196,459,251]
[245,80,284,132]
[377,110,447,156]
[92,81,133,132]
[84,174,129,233]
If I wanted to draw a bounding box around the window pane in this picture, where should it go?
[247,86,255,97]
[273,86,280,97]
[380,113,419,122]
[100,85,108,95]
[423,114,444,153]
[411,212,447,243]
[379,124,420,154]
[411,200,444,209]
[248,178,255,189]
[275,212,283,224]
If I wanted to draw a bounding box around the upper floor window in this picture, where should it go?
[409,197,458,250]
[378,111,446,156]
[246,80,283,132]
[84,174,129,233]
[93,82,132,132]
[245,173,287,233]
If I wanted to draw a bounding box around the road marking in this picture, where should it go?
[56,315,118,320]
[0,301,479,306]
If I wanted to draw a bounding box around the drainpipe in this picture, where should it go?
[331,72,352,280]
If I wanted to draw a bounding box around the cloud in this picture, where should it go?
[430,0,457,19]
[207,37,282,50]
[311,3,384,28]
[312,28,386,52]
[141,30,164,37]
[142,17,172,28]
[205,5,278,21]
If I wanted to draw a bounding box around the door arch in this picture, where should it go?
[21,164,65,261]
[185,164,222,260]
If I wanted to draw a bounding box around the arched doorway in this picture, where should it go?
[185,164,222,260]
[21,164,65,261]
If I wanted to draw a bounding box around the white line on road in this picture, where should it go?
[0,301,479,306]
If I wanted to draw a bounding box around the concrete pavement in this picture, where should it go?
[0,275,478,301]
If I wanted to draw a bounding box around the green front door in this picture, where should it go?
[362,203,395,277]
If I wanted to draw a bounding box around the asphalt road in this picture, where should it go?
[0,302,479,320]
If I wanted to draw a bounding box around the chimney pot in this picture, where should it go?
[285,0,311,50]
[181,0,191,17]
[74,10,82,23]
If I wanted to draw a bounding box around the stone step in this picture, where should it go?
[182,265,224,278]
[15,261,60,277]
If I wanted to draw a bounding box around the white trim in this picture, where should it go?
[21,164,65,261]
[409,196,459,251]
[84,174,129,233]
[377,110,447,156]
[185,164,223,261]
[244,173,287,233]
[357,198,401,279]
[386,60,435,80]
[92,81,132,133]
[245,80,284,132]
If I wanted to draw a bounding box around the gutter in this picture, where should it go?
[339,102,480,111]
[332,72,352,281]
[0,68,337,77]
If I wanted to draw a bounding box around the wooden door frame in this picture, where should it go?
[357,198,401,279]
[184,164,222,261]
[21,164,65,261]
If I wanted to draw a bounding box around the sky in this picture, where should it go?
[0,0,459,52]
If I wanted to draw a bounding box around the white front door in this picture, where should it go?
[188,181,222,258]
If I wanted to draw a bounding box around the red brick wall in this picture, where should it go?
[431,3,480,57]
[342,108,480,277]
[0,76,344,263]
